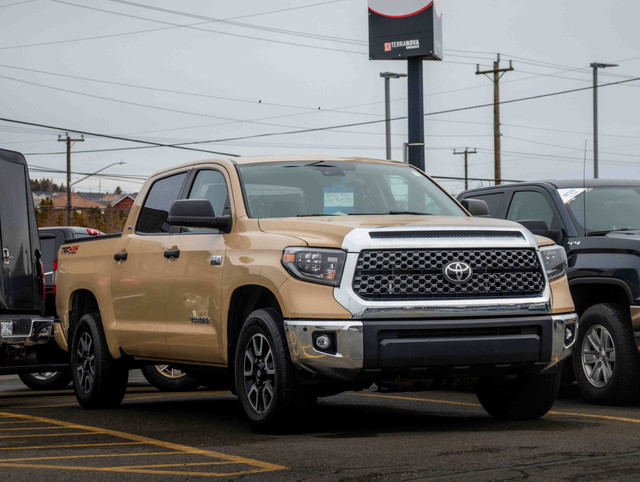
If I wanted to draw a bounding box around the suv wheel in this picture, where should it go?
[18,371,72,390]
[235,308,316,432]
[475,371,561,419]
[572,303,640,404]
[70,312,128,409]
[141,365,200,391]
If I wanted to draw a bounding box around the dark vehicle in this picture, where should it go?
[32,226,200,391]
[459,179,640,404]
[0,149,59,376]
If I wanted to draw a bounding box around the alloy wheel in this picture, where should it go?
[242,333,276,414]
[154,365,186,379]
[581,324,615,388]
[76,332,96,394]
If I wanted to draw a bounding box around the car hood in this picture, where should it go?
[258,215,535,248]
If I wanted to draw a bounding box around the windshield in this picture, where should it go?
[236,161,466,218]
[559,187,640,234]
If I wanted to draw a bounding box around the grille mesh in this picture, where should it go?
[352,249,545,300]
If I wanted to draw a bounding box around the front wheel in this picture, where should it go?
[235,308,316,432]
[70,312,128,409]
[572,303,640,404]
[19,371,72,390]
[475,371,561,419]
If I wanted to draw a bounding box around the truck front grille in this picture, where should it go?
[352,248,545,300]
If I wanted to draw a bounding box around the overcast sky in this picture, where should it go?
[1,0,638,195]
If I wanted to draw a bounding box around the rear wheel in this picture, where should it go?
[235,308,316,432]
[70,312,128,409]
[18,371,72,390]
[475,371,561,419]
[572,303,640,404]
[141,365,200,391]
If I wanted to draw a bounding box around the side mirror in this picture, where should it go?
[167,199,232,232]
[460,198,491,217]
[518,219,562,244]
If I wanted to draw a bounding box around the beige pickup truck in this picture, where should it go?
[55,156,577,430]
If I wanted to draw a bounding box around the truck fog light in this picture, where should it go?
[38,326,52,338]
[312,332,336,353]
[564,325,575,344]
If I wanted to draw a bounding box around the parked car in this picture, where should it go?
[29,226,199,391]
[55,156,576,431]
[459,179,640,404]
[0,149,61,378]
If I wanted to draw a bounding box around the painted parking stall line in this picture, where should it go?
[0,412,286,477]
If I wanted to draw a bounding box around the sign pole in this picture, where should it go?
[407,57,425,171]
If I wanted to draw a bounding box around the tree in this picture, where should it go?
[114,186,123,195]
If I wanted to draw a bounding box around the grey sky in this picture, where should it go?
[1,0,638,195]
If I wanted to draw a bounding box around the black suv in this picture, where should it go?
[459,180,640,404]
[0,149,61,378]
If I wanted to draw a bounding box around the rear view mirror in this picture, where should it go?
[460,198,490,217]
[167,199,231,232]
[518,219,563,244]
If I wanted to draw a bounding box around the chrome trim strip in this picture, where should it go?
[334,225,552,319]
[284,320,363,381]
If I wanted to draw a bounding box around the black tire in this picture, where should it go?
[141,365,200,392]
[475,371,561,419]
[572,303,640,404]
[19,371,72,391]
[70,312,128,409]
[234,308,316,432]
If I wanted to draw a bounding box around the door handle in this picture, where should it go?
[114,252,128,261]
[164,249,180,259]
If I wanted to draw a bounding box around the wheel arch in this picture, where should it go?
[569,278,632,317]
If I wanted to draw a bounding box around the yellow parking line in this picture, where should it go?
[0,432,92,439]
[0,426,91,432]
[119,461,236,469]
[0,451,180,462]
[0,441,146,451]
[0,421,40,425]
[351,392,640,424]
[0,411,286,476]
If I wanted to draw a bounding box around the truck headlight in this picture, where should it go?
[539,245,568,281]
[282,247,346,286]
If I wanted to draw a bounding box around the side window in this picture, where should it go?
[467,193,504,217]
[507,191,555,227]
[136,172,187,234]
[180,169,230,233]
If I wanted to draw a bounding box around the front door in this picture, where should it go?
[163,168,232,364]
[0,151,37,311]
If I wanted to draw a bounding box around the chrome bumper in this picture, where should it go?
[284,313,578,381]
[0,317,55,347]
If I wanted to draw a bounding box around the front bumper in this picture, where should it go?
[284,313,578,382]
[0,315,55,347]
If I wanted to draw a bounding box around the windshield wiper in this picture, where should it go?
[586,228,640,236]
[388,210,433,215]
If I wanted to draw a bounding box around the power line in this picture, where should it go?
[0,0,34,8]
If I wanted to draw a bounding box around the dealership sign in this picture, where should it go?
[368,0,442,60]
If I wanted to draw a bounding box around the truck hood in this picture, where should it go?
[258,215,530,248]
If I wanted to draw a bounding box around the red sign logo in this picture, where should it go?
[384,42,392,52]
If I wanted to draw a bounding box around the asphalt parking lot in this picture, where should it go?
[0,372,639,480]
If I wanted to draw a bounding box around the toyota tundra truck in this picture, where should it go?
[55,156,577,430]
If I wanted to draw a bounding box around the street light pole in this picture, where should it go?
[58,133,84,225]
[380,72,407,160]
[70,162,126,187]
[590,62,618,178]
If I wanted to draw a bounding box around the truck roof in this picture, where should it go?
[462,178,640,194]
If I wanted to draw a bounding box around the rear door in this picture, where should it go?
[0,149,39,312]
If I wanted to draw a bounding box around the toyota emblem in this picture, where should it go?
[443,261,473,284]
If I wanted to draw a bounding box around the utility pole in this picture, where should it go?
[380,72,407,160]
[590,62,618,178]
[453,148,477,190]
[58,133,84,225]
[476,54,513,185]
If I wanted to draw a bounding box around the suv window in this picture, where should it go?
[507,191,555,227]
[180,169,230,234]
[467,193,504,217]
[136,172,187,234]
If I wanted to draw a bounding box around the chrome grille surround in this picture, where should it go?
[334,225,551,319]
